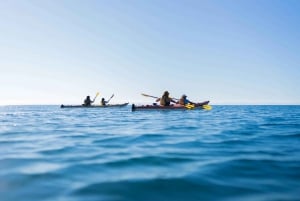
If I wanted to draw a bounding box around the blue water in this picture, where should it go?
[0,105,300,201]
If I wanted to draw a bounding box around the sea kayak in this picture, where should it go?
[131,101,210,111]
[61,103,129,108]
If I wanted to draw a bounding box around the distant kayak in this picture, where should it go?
[61,103,129,108]
[132,101,210,111]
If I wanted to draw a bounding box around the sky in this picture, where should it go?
[0,0,300,105]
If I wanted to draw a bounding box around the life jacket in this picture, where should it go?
[160,95,171,106]
[84,98,92,106]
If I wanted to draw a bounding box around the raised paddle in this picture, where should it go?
[93,92,100,102]
[107,94,114,103]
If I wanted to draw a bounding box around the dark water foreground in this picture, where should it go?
[0,105,299,201]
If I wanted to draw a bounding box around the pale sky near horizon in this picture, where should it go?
[1,0,299,105]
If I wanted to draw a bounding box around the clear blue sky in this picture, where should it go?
[1,0,299,105]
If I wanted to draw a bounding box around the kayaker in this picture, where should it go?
[101,98,108,106]
[179,94,194,105]
[156,91,176,106]
[83,96,94,106]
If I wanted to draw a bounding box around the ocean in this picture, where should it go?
[0,105,299,201]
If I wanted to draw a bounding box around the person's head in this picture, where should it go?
[87,96,90,99]
[182,94,187,99]
[163,91,169,96]
[101,98,105,101]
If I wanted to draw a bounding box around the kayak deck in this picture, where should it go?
[61,103,129,108]
[132,101,210,111]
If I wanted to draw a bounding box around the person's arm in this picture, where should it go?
[187,99,195,104]
[171,99,177,103]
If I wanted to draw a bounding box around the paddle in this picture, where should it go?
[141,93,179,101]
[141,93,159,99]
[202,104,212,110]
[107,94,114,103]
[185,104,212,110]
[185,103,195,109]
[93,92,100,102]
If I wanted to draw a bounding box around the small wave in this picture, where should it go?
[71,177,214,201]
[288,132,300,138]
[272,132,300,138]
[71,176,265,201]
[103,155,194,168]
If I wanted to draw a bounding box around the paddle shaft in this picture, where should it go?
[93,92,100,102]
[141,93,178,101]
[107,94,114,103]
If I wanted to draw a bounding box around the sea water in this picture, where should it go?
[0,105,299,201]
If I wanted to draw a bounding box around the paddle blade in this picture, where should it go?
[185,103,195,109]
[202,105,212,110]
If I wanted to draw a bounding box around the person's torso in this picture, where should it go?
[160,96,170,106]
[179,98,185,105]
[84,98,91,105]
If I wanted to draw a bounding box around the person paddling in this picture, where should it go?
[179,94,194,105]
[101,94,114,106]
[83,96,94,106]
[178,94,209,107]
[101,98,108,106]
[156,91,176,106]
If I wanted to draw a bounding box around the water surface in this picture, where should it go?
[0,105,299,201]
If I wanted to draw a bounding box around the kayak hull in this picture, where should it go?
[61,103,129,108]
[132,101,210,111]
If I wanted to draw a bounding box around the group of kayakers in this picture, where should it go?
[83,96,108,106]
[156,91,198,106]
[83,91,202,107]
[83,93,115,106]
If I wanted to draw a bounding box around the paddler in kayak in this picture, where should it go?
[101,98,108,106]
[83,96,94,106]
[156,91,176,106]
[179,94,194,105]
[178,94,209,107]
